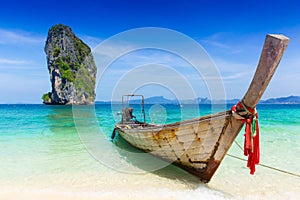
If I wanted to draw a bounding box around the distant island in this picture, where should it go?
[42,24,97,105]
[259,95,300,104]
[96,95,300,104]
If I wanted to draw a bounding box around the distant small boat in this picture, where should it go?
[112,34,289,182]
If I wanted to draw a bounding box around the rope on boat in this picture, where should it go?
[234,140,244,151]
[231,101,260,175]
[226,140,300,179]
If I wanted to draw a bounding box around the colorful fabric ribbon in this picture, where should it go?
[232,102,260,175]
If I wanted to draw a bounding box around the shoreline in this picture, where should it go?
[1,153,299,200]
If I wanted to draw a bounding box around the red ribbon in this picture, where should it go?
[232,102,260,175]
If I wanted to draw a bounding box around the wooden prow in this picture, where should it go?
[242,34,290,108]
[200,34,289,182]
[114,34,290,183]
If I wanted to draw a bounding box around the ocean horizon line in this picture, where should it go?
[1,95,299,105]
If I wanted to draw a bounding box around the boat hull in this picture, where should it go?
[115,111,244,182]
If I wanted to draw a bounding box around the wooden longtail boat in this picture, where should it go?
[112,34,289,182]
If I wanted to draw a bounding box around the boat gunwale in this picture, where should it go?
[116,110,232,133]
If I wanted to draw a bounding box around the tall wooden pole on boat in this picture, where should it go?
[201,34,290,182]
[242,34,290,108]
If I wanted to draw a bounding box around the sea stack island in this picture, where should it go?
[42,24,97,105]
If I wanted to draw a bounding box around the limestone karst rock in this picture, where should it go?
[42,24,96,105]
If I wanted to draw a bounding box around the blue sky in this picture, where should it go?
[0,0,300,103]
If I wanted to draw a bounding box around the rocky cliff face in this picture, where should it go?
[42,24,97,105]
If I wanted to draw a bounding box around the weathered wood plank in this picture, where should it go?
[242,34,290,108]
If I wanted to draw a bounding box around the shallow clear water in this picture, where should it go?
[0,104,299,199]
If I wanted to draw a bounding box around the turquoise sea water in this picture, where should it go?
[0,104,300,199]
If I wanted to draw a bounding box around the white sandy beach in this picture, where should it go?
[1,150,299,200]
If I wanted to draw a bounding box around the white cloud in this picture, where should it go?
[185,71,247,81]
[0,58,32,65]
[0,28,44,45]
[215,58,254,73]
[198,32,235,51]
[200,39,231,49]
[222,72,248,80]
[113,50,192,67]
[199,32,264,59]
[93,40,137,61]
[92,39,235,101]
[98,64,203,101]
[93,41,217,78]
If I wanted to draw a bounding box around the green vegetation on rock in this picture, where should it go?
[42,93,50,102]
[56,58,76,83]
[75,65,96,101]
[53,46,60,57]
[74,38,91,62]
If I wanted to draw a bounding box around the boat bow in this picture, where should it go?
[114,34,290,182]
